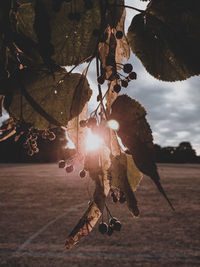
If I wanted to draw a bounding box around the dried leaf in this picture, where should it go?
[115,9,130,65]
[127,1,200,81]
[110,153,140,217]
[8,69,92,129]
[65,145,111,249]
[65,201,102,249]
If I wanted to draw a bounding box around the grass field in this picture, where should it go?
[0,163,199,266]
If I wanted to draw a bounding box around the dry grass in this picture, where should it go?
[0,163,199,266]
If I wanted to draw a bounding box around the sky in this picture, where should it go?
[1,0,200,155]
[123,0,200,155]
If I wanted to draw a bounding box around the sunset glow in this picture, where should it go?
[85,128,104,152]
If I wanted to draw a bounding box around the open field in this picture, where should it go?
[0,163,199,266]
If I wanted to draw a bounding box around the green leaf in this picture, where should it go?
[8,69,92,129]
[127,0,200,81]
[15,0,125,66]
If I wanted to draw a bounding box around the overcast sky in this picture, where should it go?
[123,0,200,155]
[1,0,200,155]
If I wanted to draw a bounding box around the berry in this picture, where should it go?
[65,165,74,173]
[59,160,66,168]
[79,120,87,127]
[107,225,114,236]
[109,217,117,226]
[123,63,133,73]
[116,31,123,39]
[121,80,128,88]
[98,222,108,234]
[79,169,86,178]
[113,84,121,93]
[48,131,56,141]
[129,71,137,80]
[112,195,118,203]
[112,220,122,231]
[97,75,105,85]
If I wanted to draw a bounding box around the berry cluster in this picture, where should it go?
[58,159,87,178]
[23,131,39,156]
[97,62,137,94]
[111,190,126,204]
[41,130,56,141]
[98,217,122,236]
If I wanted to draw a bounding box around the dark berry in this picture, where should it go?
[65,165,74,173]
[112,220,122,231]
[123,63,133,73]
[79,120,87,127]
[98,222,108,234]
[112,195,118,203]
[87,117,97,128]
[68,12,75,20]
[79,169,86,178]
[109,217,117,226]
[116,31,123,39]
[97,75,105,85]
[107,225,114,236]
[59,160,66,168]
[113,84,121,93]
[92,29,100,37]
[48,132,56,141]
[121,80,128,88]
[129,71,137,80]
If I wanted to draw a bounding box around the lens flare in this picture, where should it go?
[85,128,103,151]
[107,120,119,131]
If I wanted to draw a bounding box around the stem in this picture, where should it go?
[67,55,93,75]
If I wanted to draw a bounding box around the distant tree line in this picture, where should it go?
[0,134,199,164]
[154,142,200,163]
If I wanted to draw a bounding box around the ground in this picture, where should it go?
[0,163,199,266]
